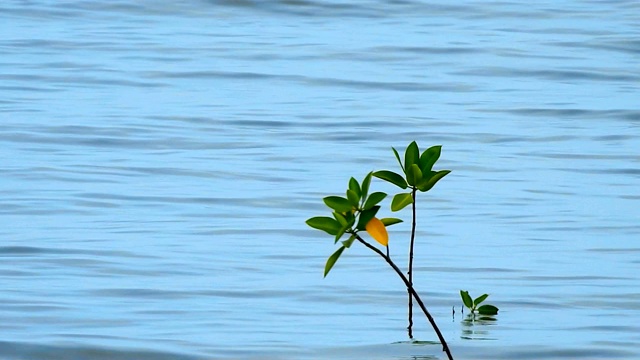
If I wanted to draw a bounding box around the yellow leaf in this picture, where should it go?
[366,217,389,246]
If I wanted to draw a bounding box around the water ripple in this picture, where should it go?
[0,341,199,360]
[143,70,473,92]
[456,67,640,82]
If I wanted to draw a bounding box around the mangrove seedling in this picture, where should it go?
[373,141,450,338]
[306,143,454,360]
[460,290,499,316]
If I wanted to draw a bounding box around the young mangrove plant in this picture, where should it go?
[372,141,450,338]
[305,142,453,360]
[460,290,499,316]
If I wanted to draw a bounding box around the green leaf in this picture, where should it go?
[419,145,442,173]
[460,290,473,309]
[477,304,499,315]
[334,225,347,243]
[342,234,356,248]
[406,164,423,187]
[363,192,387,210]
[416,170,435,189]
[417,169,451,192]
[392,147,405,172]
[348,177,361,198]
[343,211,356,228]
[474,294,489,306]
[356,205,380,230]
[346,189,360,207]
[380,217,403,226]
[332,213,349,243]
[404,141,420,174]
[391,193,413,212]
[306,217,341,235]
[373,170,408,189]
[332,212,348,227]
[361,172,372,202]
[324,246,345,277]
[323,196,352,213]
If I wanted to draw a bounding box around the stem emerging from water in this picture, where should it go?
[407,187,417,339]
[355,234,454,360]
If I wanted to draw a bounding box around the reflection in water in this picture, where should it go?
[319,341,443,360]
[460,314,498,341]
[390,340,441,359]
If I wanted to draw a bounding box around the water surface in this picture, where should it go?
[1,0,639,359]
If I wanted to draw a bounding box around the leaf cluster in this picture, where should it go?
[306,142,451,278]
[460,290,499,316]
[373,141,450,211]
[306,172,403,277]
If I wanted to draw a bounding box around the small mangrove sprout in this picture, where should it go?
[460,290,499,316]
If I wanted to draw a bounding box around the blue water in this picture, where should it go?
[1,1,639,359]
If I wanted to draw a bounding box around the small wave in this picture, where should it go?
[144,70,473,93]
[481,108,640,122]
[456,67,640,82]
[0,246,51,255]
[0,246,153,259]
[0,341,201,360]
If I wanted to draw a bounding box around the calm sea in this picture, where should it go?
[1,1,639,359]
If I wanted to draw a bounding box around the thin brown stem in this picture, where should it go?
[407,187,417,339]
[355,234,454,360]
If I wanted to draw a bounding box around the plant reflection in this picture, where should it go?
[460,313,498,341]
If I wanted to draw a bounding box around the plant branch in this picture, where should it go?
[355,234,454,360]
[407,187,417,338]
